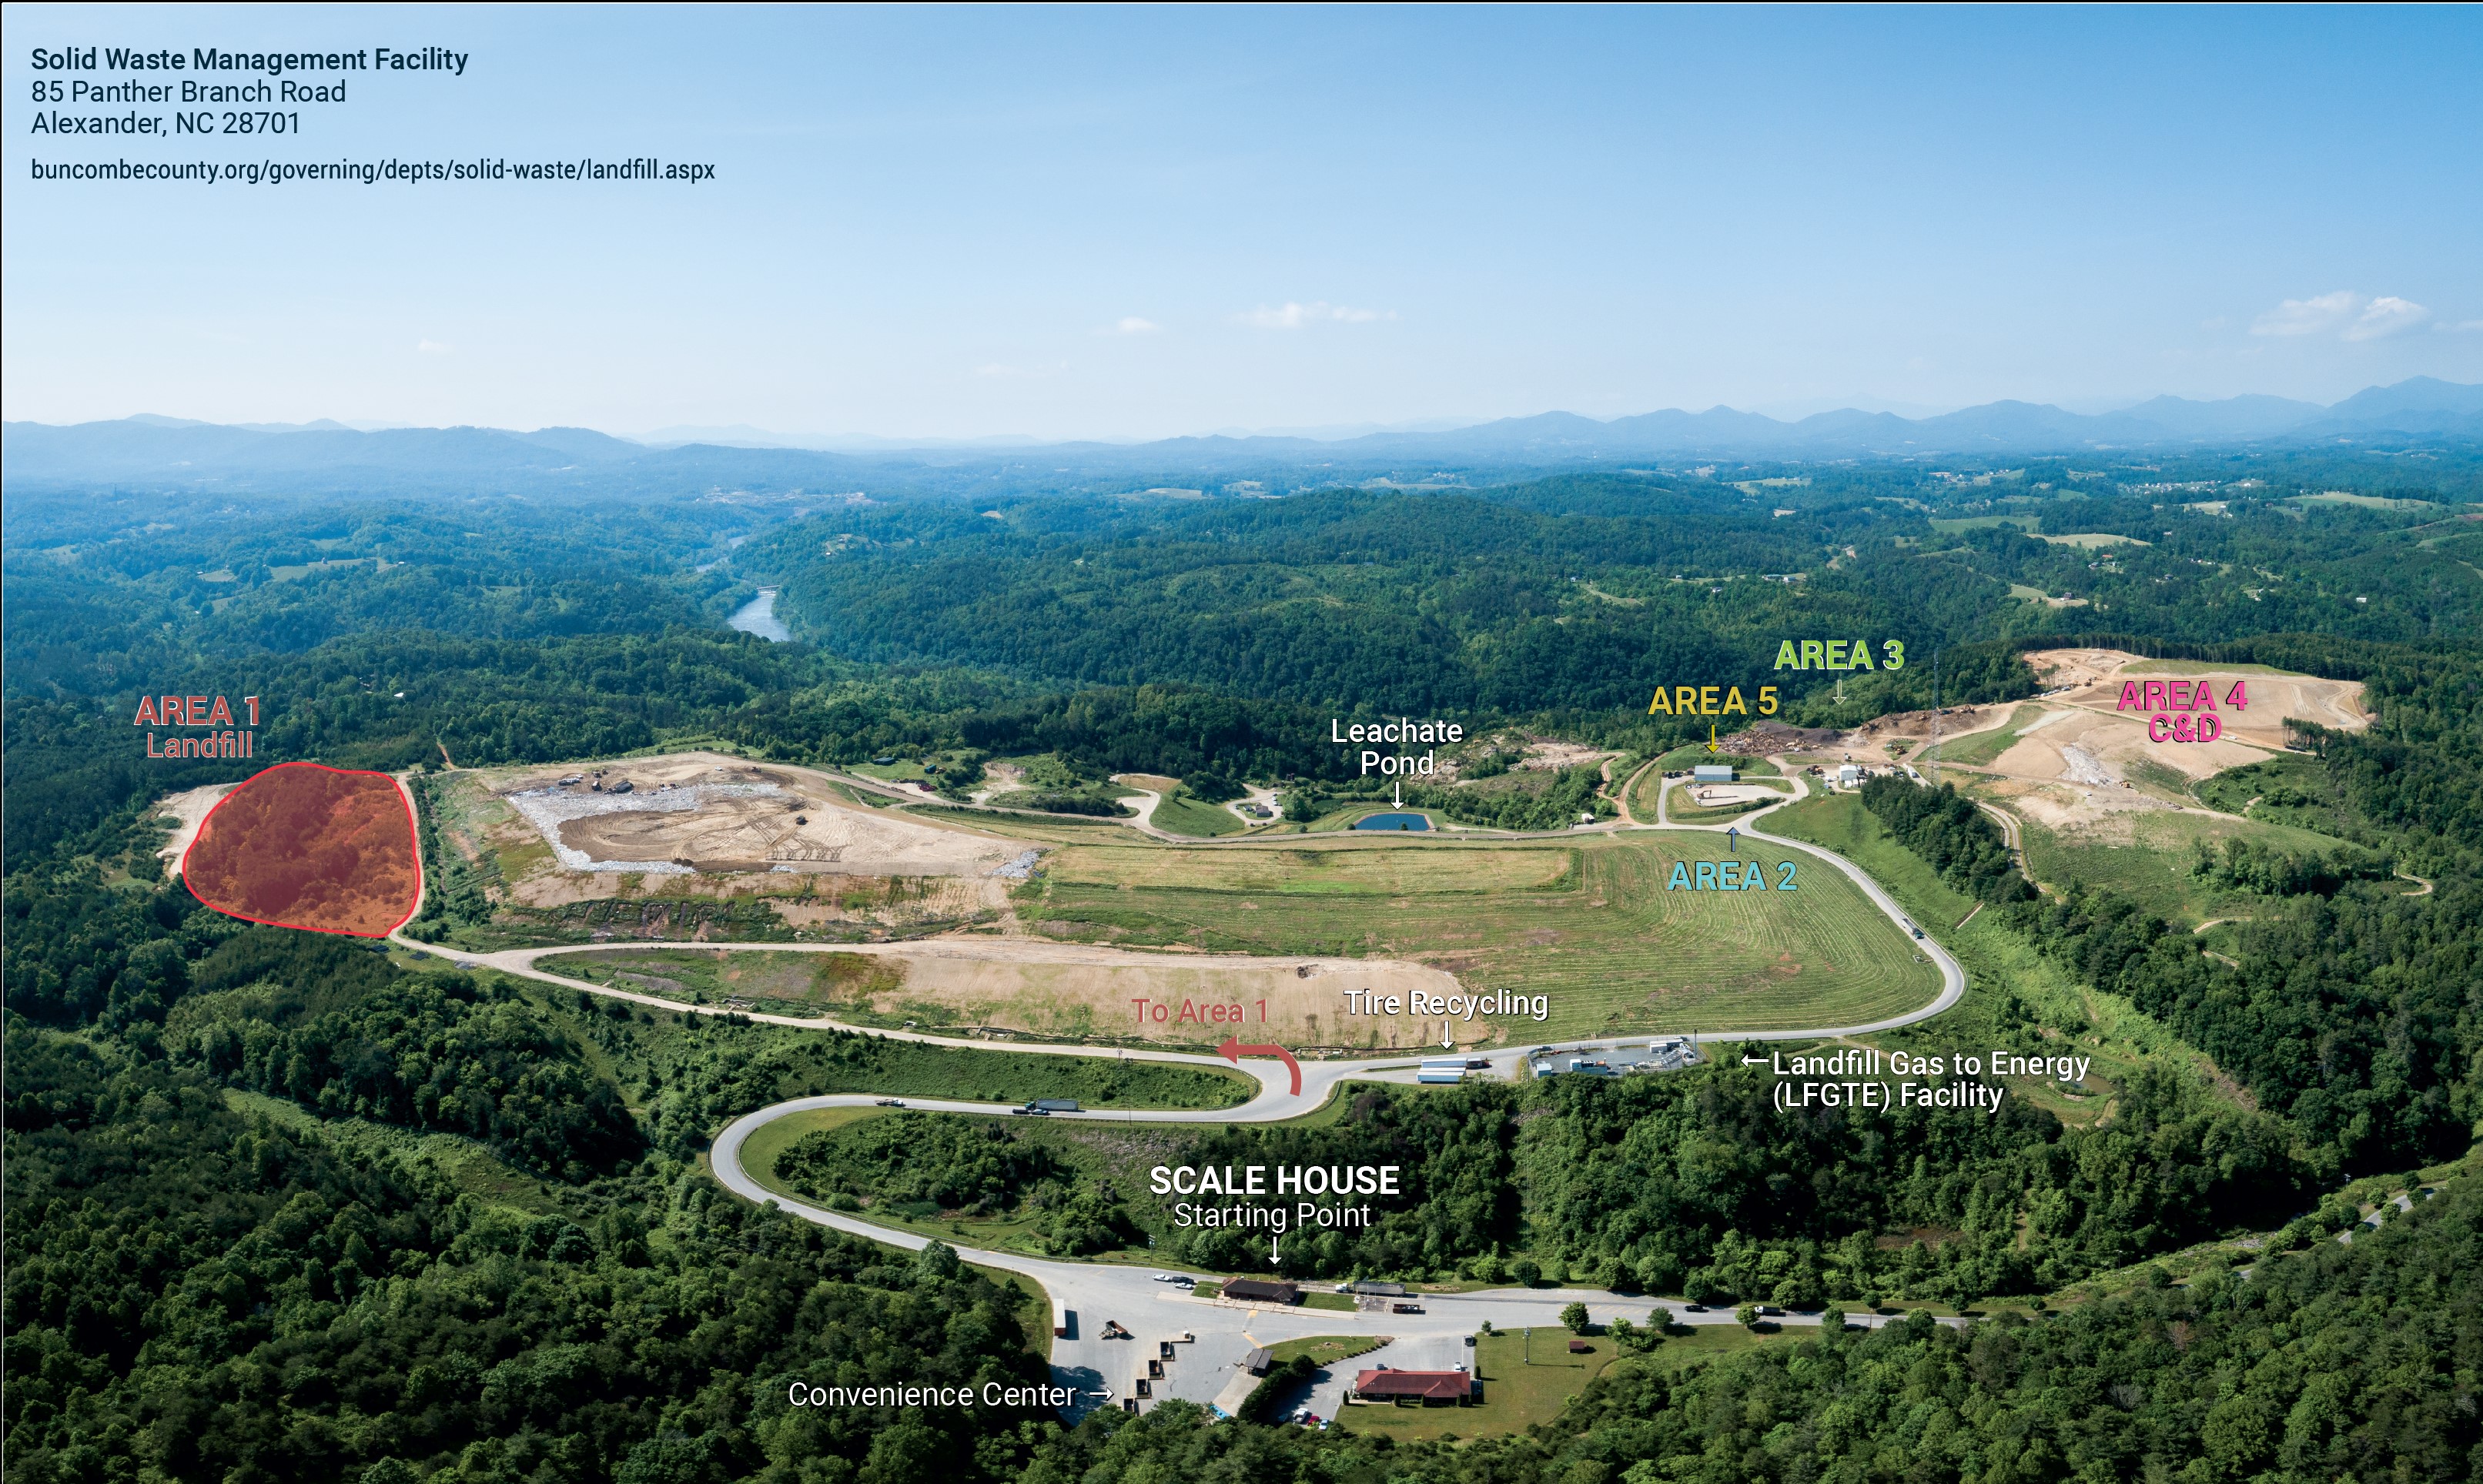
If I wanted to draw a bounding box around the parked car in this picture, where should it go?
[875,1098,905,1107]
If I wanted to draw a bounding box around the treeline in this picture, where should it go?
[772,1113,1146,1258]
[2192,835,2394,897]
[1859,776,2036,904]
[1163,1084,1522,1277]
[1513,1061,2304,1309]
[756,484,2045,719]
[956,686,1364,787]
[2,498,755,701]
[1282,764,1615,831]
[1009,1175,2481,1482]
[1849,636,2483,1175]
[778,1112,1059,1213]
[2,1025,1056,1484]
[945,1065,2311,1305]
[163,930,644,1179]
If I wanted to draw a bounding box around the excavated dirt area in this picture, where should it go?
[1517,740,1621,771]
[2029,649,2368,749]
[1718,722,1843,754]
[540,939,1470,1051]
[1996,779,2184,840]
[488,752,1026,880]
[1989,707,2264,787]
[1845,703,2016,750]
[153,781,236,869]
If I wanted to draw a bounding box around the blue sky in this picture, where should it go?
[5,4,2478,439]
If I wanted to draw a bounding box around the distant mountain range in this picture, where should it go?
[6,377,2476,493]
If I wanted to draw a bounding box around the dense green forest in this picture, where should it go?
[7,450,2482,1481]
[1005,1179,2481,1482]
[806,1059,2307,1305]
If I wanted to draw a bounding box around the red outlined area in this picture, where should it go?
[180,762,421,938]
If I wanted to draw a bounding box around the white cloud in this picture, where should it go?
[417,339,453,354]
[2250,291,2360,337]
[2249,291,2431,341]
[2344,296,2431,340]
[1100,316,1162,336]
[2442,319,2483,333]
[1235,300,1392,329]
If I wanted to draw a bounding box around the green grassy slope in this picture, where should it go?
[1019,832,1939,1040]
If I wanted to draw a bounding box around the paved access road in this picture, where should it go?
[387,760,1971,1419]
[708,1095,1946,1421]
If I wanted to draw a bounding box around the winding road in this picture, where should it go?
[386,754,1970,1419]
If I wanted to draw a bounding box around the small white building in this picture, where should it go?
[1692,764,1735,784]
[1838,765,1864,787]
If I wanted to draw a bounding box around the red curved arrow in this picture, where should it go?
[1216,1035,1302,1096]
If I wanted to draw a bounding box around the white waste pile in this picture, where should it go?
[989,848,1042,880]
[507,782,788,873]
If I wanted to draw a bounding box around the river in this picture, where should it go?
[727,587,791,642]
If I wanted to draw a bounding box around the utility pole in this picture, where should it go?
[1927,647,1942,781]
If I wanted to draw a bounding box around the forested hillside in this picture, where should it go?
[748,467,2477,716]
[6,448,2482,1482]
[1011,1181,2482,1482]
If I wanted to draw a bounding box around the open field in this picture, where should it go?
[1019,831,1941,1044]
[1055,843,1571,895]
[2014,806,2384,925]
[1929,704,2050,767]
[1766,791,2240,1128]
[2289,492,2441,510]
[1147,791,1251,837]
[1330,1329,1665,1440]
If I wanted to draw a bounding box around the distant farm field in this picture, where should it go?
[1019,831,1939,1041]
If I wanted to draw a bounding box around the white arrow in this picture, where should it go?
[1441,1023,1454,1050]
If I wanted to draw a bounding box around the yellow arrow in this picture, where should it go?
[1705,723,1719,754]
